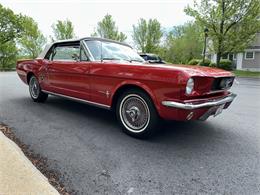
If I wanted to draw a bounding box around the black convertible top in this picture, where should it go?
[37,37,131,59]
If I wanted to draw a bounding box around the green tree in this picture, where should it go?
[185,0,260,67]
[0,4,25,70]
[160,22,203,64]
[132,18,163,53]
[92,14,127,42]
[0,41,18,70]
[51,19,75,41]
[19,16,46,58]
[0,3,24,45]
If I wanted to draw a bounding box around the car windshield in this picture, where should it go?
[84,40,144,63]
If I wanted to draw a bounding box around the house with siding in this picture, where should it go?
[207,33,260,71]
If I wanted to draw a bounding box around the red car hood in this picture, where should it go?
[146,63,234,77]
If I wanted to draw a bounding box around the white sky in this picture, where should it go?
[0,0,194,45]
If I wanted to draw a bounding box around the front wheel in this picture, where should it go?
[29,75,48,102]
[116,89,159,138]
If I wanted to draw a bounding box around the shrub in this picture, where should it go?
[209,62,217,68]
[188,59,201,65]
[219,59,233,71]
[199,59,211,66]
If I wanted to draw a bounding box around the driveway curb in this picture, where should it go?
[0,131,59,195]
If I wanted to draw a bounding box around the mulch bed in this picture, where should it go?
[0,124,74,195]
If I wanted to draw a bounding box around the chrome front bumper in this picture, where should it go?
[162,93,237,110]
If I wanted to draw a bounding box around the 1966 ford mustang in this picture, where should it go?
[16,37,237,138]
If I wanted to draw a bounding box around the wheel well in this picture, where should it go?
[26,72,34,84]
[111,84,154,111]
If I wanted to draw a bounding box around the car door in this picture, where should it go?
[46,42,91,100]
[83,40,115,106]
[84,40,127,107]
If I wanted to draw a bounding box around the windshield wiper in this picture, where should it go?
[102,57,121,61]
[130,59,144,63]
[102,57,143,63]
[102,57,132,63]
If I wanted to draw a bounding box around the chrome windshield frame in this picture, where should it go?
[82,39,144,63]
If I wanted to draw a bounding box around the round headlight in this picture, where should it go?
[186,78,194,95]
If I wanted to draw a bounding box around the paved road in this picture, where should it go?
[1,72,260,194]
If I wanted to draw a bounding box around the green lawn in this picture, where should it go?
[0,68,16,71]
[232,70,260,78]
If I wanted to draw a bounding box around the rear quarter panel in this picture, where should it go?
[16,59,43,84]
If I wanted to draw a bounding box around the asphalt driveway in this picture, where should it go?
[0,72,260,194]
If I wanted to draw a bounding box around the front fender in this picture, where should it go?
[110,80,160,112]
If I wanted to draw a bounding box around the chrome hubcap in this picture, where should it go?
[29,77,40,99]
[126,106,141,122]
[120,95,150,132]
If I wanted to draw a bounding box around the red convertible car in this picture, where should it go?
[17,37,236,138]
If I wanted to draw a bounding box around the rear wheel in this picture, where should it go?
[29,75,48,102]
[116,89,159,138]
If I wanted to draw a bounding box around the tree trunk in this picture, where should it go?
[216,52,221,67]
[216,0,225,67]
[216,39,223,67]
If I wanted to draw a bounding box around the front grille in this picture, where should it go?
[211,77,234,91]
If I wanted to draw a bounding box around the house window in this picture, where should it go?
[233,54,237,60]
[229,54,234,61]
[221,53,236,61]
[245,51,255,60]
[222,53,228,59]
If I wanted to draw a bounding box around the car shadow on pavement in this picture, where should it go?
[14,95,246,152]
[148,120,231,144]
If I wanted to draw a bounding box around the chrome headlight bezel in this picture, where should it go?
[186,78,194,95]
